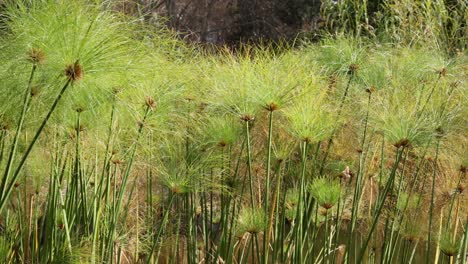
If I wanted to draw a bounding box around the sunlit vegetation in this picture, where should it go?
[0,1,466,263]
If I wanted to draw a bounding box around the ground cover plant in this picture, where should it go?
[0,0,466,263]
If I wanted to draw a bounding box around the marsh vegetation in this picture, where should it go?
[0,1,466,263]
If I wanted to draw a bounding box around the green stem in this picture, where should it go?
[271,161,284,263]
[147,193,175,263]
[385,148,409,262]
[346,150,364,263]
[357,147,404,263]
[295,141,308,263]
[426,138,441,264]
[104,105,150,262]
[320,72,354,175]
[446,170,463,230]
[263,110,274,263]
[347,91,372,259]
[324,210,329,263]
[245,120,255,208]
[0,64,36,200]
[0,77,72,213]
[461,217,468,264]
[418,75,441,117]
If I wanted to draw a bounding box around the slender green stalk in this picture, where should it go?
[173,199,182,263]
[0,64,37,201]
[244,119,255,208]
[357,146,404,263]
[426,138,441,264]
[147,193,175,263]
[263,110,274,263]
[295,141,308,263]
[445,169,464,232]
[319,71,355,175]
[382,148,409,263]
[461,218,468,264]
[102,105,151,262]
[346,150,364,260]
[57,175,73,254]
[418,74,442,116]
[346,88,372,262]
[270,161,284,263]
[0,78,72,213]
[92,93,117,264]
[0,129,7,165]
[408,240,420,263]
[332,178,345,263]
[324,210,329,262]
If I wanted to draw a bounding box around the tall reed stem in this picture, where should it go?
[426,137,441,264]
[103,105,151,262]
[357,146,404,262]
[295,141,308,263]
[244,120,255,208]
[320,71,355,175]
[147,193,175,263]
[0,77,72,213]
[0,64,37,201]
[263,110,274,263]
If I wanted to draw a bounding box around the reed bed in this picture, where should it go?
[0,1,466,263]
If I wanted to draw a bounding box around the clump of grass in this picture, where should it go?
[285,89,337,144]
[309,178,341,210]
[0,1,466,263]
[396,192,419,212]
[200,116,241,148]
[237,207,267,235]
[439,233,460,257]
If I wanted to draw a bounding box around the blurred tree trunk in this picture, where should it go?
[200,0,217,42]
[166,0,176,27]
[109,0,327,44]
[237,0,257,40]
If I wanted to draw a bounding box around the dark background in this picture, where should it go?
[113,0,346,44]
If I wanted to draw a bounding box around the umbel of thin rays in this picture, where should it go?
[0,1,466,264]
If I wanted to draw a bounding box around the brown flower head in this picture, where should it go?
[435,126,445,138]
[137,120,144,128]
[145,96,156,109]
[449,81,460,89]
[65,61,84,82]
[339,166,353,180]
[198,102,208,112]
[112,87,122,95]
[328,74,338,92]
[240,114,254,122]
[75,124,86,133]
[459,165,466,174]
[217,140,227,148]
[348,63,359,74]
[30,86,41,97]
[437,68,447,77]
[28,48,45,65]
[75,106,85,113]
[365,87,376,94]
[393,138,410,149]
[112,159,124,165]
[263,102,279,112]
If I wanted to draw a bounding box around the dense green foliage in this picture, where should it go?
[321,0,466,53]
[0,0,466,263]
